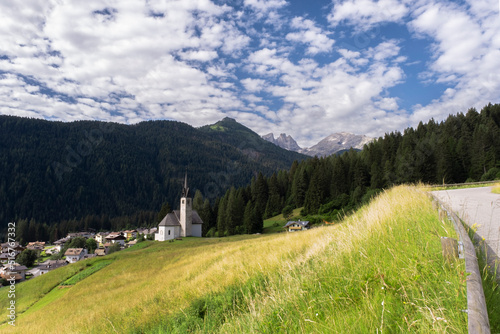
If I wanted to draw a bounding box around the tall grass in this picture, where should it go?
[0,186,467,333]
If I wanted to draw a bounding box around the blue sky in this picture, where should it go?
[0,0,499,147]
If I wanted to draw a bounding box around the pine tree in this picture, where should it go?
[217,193,228,235]
[243,201,253,234]
[156,202,171,223]
[193,190,204,211]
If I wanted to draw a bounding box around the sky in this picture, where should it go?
[0,0,499,148]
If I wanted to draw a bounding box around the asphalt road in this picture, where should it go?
[432,186,500,262]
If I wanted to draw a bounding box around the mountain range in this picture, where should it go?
[262,132,373,156]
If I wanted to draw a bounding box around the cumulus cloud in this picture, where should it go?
[408,1,500,123]
[1,0,499,148]
[328,0,410,31]
[286,17,335,55]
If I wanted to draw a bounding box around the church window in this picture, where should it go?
[182,199,185,204]
[168,230,171,235]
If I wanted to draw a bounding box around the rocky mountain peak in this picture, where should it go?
[263,131,373,157]
[262,133,301,151]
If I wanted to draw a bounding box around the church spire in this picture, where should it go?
[181,168,189,198]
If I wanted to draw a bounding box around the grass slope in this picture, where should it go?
[0,186,467,333]
[263,207,303,233]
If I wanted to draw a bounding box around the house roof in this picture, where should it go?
[95,249,106,255]
[65,248,85,256]
[158,210,204,226]
[106,234,126,240]
[1,273,22,281]
[284,221,310,228]
[10,264,28,271]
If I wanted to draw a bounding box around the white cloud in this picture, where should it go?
[286,17,335,55]
[1,0,499,149]
[241,78,267,92]
[366,40,401,61]
[245,43,406,147]
[408,1,500,124]
[244,0,287,12]
[328,0,410,31]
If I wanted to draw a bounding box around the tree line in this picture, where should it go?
[5,103,500,242]
[202,104,500,237]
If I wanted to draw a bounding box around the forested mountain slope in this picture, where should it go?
[210,104,500,237]
[0,116,306,236]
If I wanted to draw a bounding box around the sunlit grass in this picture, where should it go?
[492,183,500,194]
[0,186,467,333]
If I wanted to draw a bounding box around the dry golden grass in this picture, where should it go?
[0,185,466,333]
[1,224,338,332]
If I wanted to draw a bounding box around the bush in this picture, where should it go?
[107,243,121,255]
[205,228,216,238]
[17,249,38,267]
[282,205,293,219]
[481,167,500,181]
[319,194,350,214]
[361,188,381,205]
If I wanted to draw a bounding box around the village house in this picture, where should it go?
[284,220,310,232]
[54,237,70,246]
[67,232,94,239]
[26,260,67,278]
[0,242,24,263]
[155,172,203,241]
[123,230,137,239]
[27,241,46,255]
[0,263,28,281]
[64,248,88,263]
[105,233,126,246]
[126,239,137,248]
[45,246,61,255]
[94,248,107,256]
[95,232,109,245]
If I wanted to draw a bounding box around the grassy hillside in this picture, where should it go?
[263,207,303,233]
[0,186,467,333]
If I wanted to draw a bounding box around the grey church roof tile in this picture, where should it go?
[158,209,204,226]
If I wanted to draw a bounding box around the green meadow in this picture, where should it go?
[0,186,468,333]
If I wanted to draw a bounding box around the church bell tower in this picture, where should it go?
[180,170,192,237]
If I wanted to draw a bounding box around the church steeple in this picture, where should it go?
[181,168,189,198]
[179,168,192,237]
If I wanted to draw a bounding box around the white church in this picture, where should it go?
[155,172,203,241]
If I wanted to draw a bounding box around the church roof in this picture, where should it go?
[158,210,204,226]
[192,211,203,224]
[159,212,181,226]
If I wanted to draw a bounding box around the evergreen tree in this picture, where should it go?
[156,202,171,223]
[243,201,254,234]
[216,193,228,235]
[193,190,204,212]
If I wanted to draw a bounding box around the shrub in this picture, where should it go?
[205,228,216,238]
[282,205,293,219]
